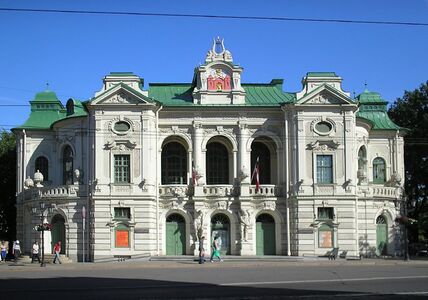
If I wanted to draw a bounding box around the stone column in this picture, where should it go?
[193,121,204,196]
[238,121,250,196]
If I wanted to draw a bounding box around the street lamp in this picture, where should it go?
[32,202,53,267]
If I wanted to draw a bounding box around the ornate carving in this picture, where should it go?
[205,37,233,63]
[256,201,276,211]
[307,140,340,151]
[105,92,134,104]
[104,140,137,151]
[237,209,251,241]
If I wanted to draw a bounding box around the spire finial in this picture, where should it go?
[46,82,50,91]
[364,81,369,92]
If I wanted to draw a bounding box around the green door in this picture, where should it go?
[256,214,276,255]
[166,214,185,255]
[211,214,230,255]
[376,216,387,256]
[51,214,66,254]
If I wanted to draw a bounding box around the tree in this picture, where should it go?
[388,82,428,242]
[0,130,16,241]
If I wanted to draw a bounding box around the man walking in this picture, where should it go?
[198,236,205,264]
[53,241,62,264]
[31,241,41,263]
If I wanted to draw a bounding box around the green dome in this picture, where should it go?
[356,89,386,104]
[33,90,60,103]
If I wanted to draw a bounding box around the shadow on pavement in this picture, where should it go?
[0,276,416,300]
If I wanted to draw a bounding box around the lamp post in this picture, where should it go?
[32,202,53,267]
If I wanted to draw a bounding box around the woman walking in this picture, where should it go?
[210,236,223,262]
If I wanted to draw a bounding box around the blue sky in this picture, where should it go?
[0,0,427,131]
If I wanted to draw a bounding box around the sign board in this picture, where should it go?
[115,230,129,248]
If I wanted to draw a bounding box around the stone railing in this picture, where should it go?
[371,186,400,198]
[159,185,192,198]
[249,185,283,197]
[203,185,237,197]
[314,184,336,196]
[21,185,85,200]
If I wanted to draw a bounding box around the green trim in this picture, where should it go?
[307,72,337,77]
[148,81,295,106]
[109,72,135,76]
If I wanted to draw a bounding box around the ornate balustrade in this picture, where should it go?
[249,185,283,197]
[203,185,237,197]
[159,185,192,198]
[371,186,400,198]
[21,185,86,200]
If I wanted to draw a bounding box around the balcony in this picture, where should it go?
[249,185,283,197]
[159,185,192,198]
[371,186,401,198]
[21,185,86,201]
[203,185,237,197]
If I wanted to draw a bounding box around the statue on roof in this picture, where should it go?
[205,37,233,63]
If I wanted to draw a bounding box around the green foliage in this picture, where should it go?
[389,81,428,241]
[0,130,16,240]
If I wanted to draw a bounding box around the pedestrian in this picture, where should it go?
[0,240,6,262]
[31,241,41,263]
[12,240,21,262]
[210,236,223,262]
[53,241,62,264]
[198,236,205,264]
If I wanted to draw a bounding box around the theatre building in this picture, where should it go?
[13,38,406,261]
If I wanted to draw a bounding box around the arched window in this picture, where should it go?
[35,156,49,181]
[376,215,386,224]
[357,146,367,185]
[251,142,271,184]
[206,142,229,184]
[161,142,187,185]
[63,145,74,185]
[373,157,386,183]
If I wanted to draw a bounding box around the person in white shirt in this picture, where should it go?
[31,241,40,263]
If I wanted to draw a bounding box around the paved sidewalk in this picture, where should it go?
[1,255,427,271]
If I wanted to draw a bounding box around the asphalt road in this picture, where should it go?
[1,260,428,299]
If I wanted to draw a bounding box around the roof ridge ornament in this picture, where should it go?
[205,37,233,63]
[213,36,225,55]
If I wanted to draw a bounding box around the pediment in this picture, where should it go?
[90,83,154,106]
[296,84,355,106]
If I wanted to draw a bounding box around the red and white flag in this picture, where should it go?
[252,157,260,192]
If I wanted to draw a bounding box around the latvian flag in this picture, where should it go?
[252,157,260,193]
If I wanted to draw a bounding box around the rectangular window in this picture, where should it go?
[317,155,333,183]
[114,207,131,220]
[114,155,130,183]
[318,207,334,220]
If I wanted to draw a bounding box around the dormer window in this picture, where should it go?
[66,99,74,116]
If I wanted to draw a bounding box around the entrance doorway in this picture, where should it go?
[256,214,276,255]
[376,215,388,256]
[211,214,230,255]
[51,214,66,254]
[166,214,186,255]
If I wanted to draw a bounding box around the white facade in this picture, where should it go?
[14,39,405,261]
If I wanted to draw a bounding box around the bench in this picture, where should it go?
[328,247,339,260]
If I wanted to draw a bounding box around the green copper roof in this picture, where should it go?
[33,90,60,103]
[148,80,295,106]
[109,72,136,76]
[306,72,337,77]
[355,89,386,104]
[356,89,400,130]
